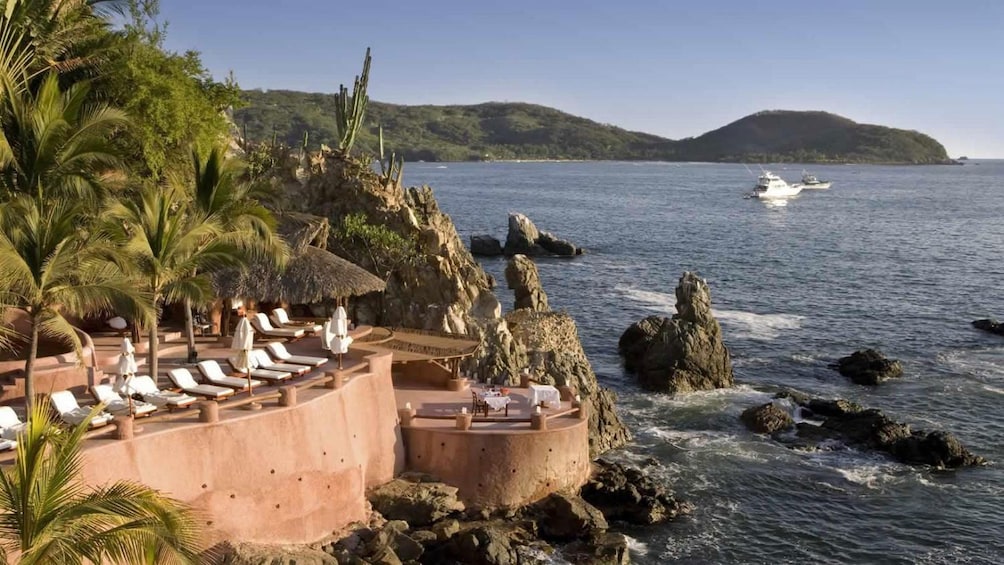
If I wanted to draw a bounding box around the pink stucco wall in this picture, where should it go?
[79,353,404,546]
[402,418,591,509]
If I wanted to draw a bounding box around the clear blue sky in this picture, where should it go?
[160,0,1004,157]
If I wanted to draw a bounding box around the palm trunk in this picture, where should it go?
[222,298,232,338]
[149,313,159,383]
[22,314,40,413]
[183,297,197,363]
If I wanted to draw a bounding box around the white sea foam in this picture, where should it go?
[614,285,803,340]
[938,348,1004,379]
[835,463,896,488]
[624,535,649,556]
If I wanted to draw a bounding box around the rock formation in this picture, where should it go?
[833,349,903,385]
[504,254,549,311]
[619,272,734,393]
[367,473,466,527]
[972,318,1004,336]
[580,459,692,525]
[759,393,987,469]
[740,402,794,434]
[506,308,631,456]
[503,213,583,256]
[470,234,503,257]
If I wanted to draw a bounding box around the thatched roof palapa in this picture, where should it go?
[211,213,386,303]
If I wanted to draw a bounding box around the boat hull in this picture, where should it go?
[751,186,803,198]
[798,181,831,190]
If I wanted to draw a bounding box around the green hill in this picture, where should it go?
[233,90,951,164]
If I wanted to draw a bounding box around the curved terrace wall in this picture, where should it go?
[78,353,404,546]
[402,417,591,508]
[0,308,95,405]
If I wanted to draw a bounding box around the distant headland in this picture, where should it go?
[236,91,953,165]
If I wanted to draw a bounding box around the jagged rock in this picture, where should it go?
[367,476,465,527]
[505,254,549,311]
[618,273,734,393]
[563,532,631,565]
[444,523,526,565]
[503,213,582,256]
[506,309,631,456]
[218,542,337,565]
[777,395,987,468]
[972,318,1004,336]
[581,459,692,525]
[408,529,438,545]
[741,402,795,434]
[531,493,608,541]
[833,349,903,385]
[471,234,503,256]
[431,519,461,541]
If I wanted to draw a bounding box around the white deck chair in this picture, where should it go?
[90,384,157,417]
[49,391,113,428]
[0,406,27,441]
[122,376,198,409]
[227,356,293,383]
[266,342,327,367]
[167,368,236,400]
[196,360,263,391]
[270,308,322,333]
[250,349,308,375]
[250,313,304,339]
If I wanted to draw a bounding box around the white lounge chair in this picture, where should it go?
[270,308,322,333]
[196,360,263,391]
[122,376,198,409]
[227,356,293,384]
[167,368,236,400]
[90,384,157,417]
[250,349,308,375]
[266,342,327,367]
[49,391,114,428]
[0,406,26,441]
[250,313,304,340]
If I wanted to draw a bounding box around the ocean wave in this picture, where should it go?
[613,285,803,340]
[624,535,648,556]
[937,348,1004,379]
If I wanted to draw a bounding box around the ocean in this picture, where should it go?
[407,161,1004,564]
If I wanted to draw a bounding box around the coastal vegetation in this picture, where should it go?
[0,403,200,564]
[235,92,952,164]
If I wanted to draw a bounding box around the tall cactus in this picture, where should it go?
[334,47,372,157]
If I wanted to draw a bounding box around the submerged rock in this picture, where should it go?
[833,349,903,385]
[470,234,503,256]
[504,254,549,311]
[740,402,794,435]
[618,273,734,393]
[581,459,693,525]
[972,318,1004,336]
[767,393,986,468]
[503,213,582,256]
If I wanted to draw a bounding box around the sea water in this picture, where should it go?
[408,161,1004,564]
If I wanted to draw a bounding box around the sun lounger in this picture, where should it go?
[90,384,157,417]
[167,368,236,400]
[250,349,308,375]
[122,376,198,409]
[196,360,263,391]
[270,308,322,333]
[0,406,27,441]
[49,391,114,428]
[266,342,327,367]
[250,313,304,340]
[227,356,293,383]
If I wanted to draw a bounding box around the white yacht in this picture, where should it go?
[749,171,802,199]
[797,171,832,190]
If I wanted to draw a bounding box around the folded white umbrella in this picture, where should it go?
[115,338,140,408]
[334,306,348,337]
[231,317,257,394]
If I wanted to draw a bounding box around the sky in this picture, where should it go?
[159,0,1004,157]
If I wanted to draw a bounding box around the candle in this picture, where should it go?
[404,402,412,410]
[575,395,581,402]
[535,406,541,414]
[461,407,468,414]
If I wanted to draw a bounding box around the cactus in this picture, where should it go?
[377,124,405,188]
[334,48,372,157]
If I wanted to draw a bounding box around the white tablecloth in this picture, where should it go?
[529,384,561,408]
[482,396,511,411]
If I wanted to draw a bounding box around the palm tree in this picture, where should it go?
[0,195,147,411]
[181,144,287,351]
[0,72,128,203]
[106,183,243,380]
[0,401,201,564]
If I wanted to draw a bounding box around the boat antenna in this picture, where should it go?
[743,163,755,177]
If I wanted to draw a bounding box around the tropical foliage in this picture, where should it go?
[235,92,953,164]
[0,402,201,564]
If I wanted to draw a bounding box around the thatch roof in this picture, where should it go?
[211,213,385,303]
